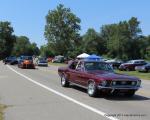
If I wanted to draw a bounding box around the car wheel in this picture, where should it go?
[126,68,130,71]
[87,82,98,97]
[147,69,150,73]
[61,74,69,87]
[124,90,135,97]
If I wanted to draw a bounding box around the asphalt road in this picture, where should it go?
[0,61,150,120]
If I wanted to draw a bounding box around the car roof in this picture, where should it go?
[130,59,145,62]
[76,60,106,63]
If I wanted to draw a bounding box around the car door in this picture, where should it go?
[74,62,88,86]
[66,61,79,84]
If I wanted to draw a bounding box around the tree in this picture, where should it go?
[40,44,54,57]
[0,21,16,59]
[82,28,106,55]
[44,4,81,57]
[12,36,39,56]
[100,17,142,60]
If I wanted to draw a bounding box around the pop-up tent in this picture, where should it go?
[77,53,90,59]
[85,54,101,61]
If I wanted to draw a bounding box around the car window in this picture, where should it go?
[84,62,113,72]
[69,61,77,70]
[134,61,140,64]
[128,60,133,63]
[76,61,84,71]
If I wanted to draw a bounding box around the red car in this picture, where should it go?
[58,60,141,97]
[18,56,35,69]
[119,60,147,71]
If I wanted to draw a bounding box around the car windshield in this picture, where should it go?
[146,63,150,66]
[127,60,133,63]
[39,58,46,61]
[21,56,32,60]
[8,57,16,60]
[84,62,113,72]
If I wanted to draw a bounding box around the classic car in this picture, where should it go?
[119,60,147,71]
[58,60,141,97]
[37,58,48,67]
[3,56,18,65]
[18,56,35,69]
[52,55,64,63]
[135,63,150,72]
[105,59,123,69]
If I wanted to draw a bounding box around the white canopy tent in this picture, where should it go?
[77,53,90,59]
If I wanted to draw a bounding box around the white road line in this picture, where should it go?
[7,65,119,120]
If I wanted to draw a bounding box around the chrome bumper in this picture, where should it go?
[97,85,141,90]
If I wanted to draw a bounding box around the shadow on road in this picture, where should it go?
[104,94,150,101]
[70,85,150,101]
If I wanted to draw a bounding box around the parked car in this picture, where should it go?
[119,60,147,71]
[58,60,141,97]
[3,56,18,65]
[37,58,48,67]
[52,55,64,63]
[135,63,150,72]
[105,59,123,69]
[18,56,35,69]
[47,57,54,62]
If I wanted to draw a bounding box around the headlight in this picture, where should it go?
[131,81,136,86]
[112,81,116,86]
[100,81,107,86]
[136,80,141,86]
[142,67,145,70]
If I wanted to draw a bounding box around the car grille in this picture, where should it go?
[110,80,137,87]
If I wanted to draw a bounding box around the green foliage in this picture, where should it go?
[40,44,54,57]
[101,17,144,60]
[11,36,39,56]
[0,21,16,59]
[82,28,107,55]
[44,4,81,57]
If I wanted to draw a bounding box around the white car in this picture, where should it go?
[37,58,48,67]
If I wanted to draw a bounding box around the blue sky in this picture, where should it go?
[0,0,150,47]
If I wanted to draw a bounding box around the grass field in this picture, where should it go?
[48,62,67,67]
[0,104,6,120]
[115,70,150,80]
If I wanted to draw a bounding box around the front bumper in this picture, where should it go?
[97,85,140,90]
[38,63,48,66]
[23,64,35,69]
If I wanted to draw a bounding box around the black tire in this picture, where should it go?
[147,69,150,73]
[87,81,98,97]
[61,74,70,87]
[124,90,135,97]
[126,68,130,71]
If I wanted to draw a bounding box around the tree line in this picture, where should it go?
[44,4,150,60]
[0,4,150,60]
[0,22,40,59]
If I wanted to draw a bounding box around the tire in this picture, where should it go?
[147,69,150,73]
[126,68,130,71]
[61,74,69,87]
[87,81,98,97]
[124,90,135,97]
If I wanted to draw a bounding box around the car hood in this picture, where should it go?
[87,70,138,81]
[39,60,47,63]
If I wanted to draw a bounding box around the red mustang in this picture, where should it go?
[58,60,141,97]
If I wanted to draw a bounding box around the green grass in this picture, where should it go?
[0,104,7,120]
[115,70,150,80]
[48,62,67,67]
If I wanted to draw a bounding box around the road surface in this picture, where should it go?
[0,61,150,120]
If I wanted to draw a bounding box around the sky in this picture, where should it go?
[0,0,150,47]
